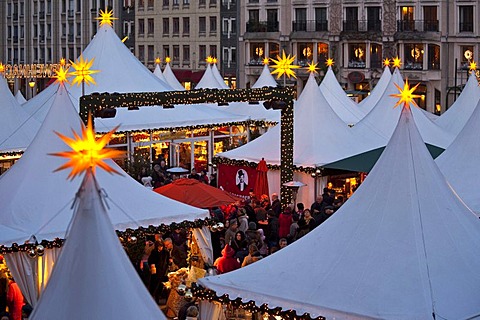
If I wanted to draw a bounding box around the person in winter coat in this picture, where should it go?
[241,244,263,267]
[236,208,249,233]
[278,206,293,239]
[6,278,23,320]
[213,244,240,274]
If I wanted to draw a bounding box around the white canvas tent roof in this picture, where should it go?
[153,63,172,89]
[0,84,208,246]
[15,90,27,105]
[319,66,365,124]
[251,64,278,88]
[210,101,280,123]
[163,62,185,91]
[30,171,167,320]
[211,64,230,89]
[200,105,480,319]
[195,65,224,89]
[434,72,480,136]
[217,73,385,169]
[436,96,480,214]
[0,77,41,153]
[357,66,391,113]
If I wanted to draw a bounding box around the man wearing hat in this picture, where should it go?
[236,169,248,191]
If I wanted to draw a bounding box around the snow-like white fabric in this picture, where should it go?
[15,90,27,104]
[163,62,185,91]
[251,64,278,88]
[358,66,391,114]
[211,64,230,89]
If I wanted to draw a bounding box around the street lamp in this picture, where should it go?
[28,79,35,99]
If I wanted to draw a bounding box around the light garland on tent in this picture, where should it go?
[80,86,296,206]
[190,283,326,320]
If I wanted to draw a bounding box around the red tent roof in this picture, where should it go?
[154,178,240,208]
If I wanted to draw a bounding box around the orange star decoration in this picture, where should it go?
[392,56,402,68]
[212,57,218,64]
[60,58,66,66]
[95,8,117,27]
[155,57,161,65]
[307,62,319,74]
[469,60,477,72]
[383,58,390,67]
[325,58,334,67]
[54,66,71,84]
[0,62,4,74]
[206,56,214,64]
[262,57,270,65]
[51,116,123,180]
[390,79,421,109]
[270,50,300,79]
[69,55,100,87]
[165,57,172,64]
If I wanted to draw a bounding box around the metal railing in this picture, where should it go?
[246,20,279,32]
[292,20,328,32]
[397,20,439,32]
[343,20,381,32]
[459,22,473,32]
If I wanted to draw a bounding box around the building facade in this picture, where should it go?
[239,0,480,113]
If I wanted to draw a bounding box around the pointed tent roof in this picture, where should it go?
[200,106,480,319]
[319,66,365,124]
[0,84,208,246]
[251,64,278,88]
[0,77,41,153]
[435,72,480,136]
[163,62,185,91]
[217,73,384,169]
[436,96,480,214]
[351,68,453,150]
[357,66,391,113]
[211,64,230,89]
[195,65,224,89]
[153,64,172,89]
[29,171,167,320]
[15,90,27,105]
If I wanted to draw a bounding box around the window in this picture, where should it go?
[173,0,179,6]
[295,8,307,31]
[404,43,424,70]
[428,44,440,70]
[315,8,328,31]
[210,16,217,34]
[298,43,314,66]
[148,45,155,62]
[222,18,236,36]
[138,45,145,62]
[317,42,329,64]
[348,43,366,68]
[163,45,170,58]
[267,9,278,31]
[210,45,217,58]
[461,45,474,69]
[173,18,180,35]
[344,7,358,31]
[249,9,259,23]
[163,0,169,6]
[199,45,207,62]
[399,6,414,31]
[163,18,169,35]
[76,22,81,36]
[367,7,381,31]
[183,0,189,5]
[269,42,279,59]
[199,17,206,35]
[370,43,382,68]
[199,0,206,7]
[173,45,180,61]
[148,18,154,35]
[183,17,190,35]
[423,6,438,31]
[148,0,154,8]
[183,45,190,62]
[250,42,265,64]
[459,6,473,32]
[138,19,145,35]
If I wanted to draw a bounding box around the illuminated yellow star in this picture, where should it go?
[69,55,100,87]
[307,62,319,74]
[383,58,390,67]
[50,115,123,180]
[212,57,218,64]
[0,62,4,73]
[392,56,402,68]
[270,50,300,79]
[60,58,66,66]
[155,57,161,65]
[54,66,71,84]
[390,79,421,109]
[95,8,117,27]
[263,57,270,65]
[165,57,171,64]
[325,58,334,67]
[206,56,214,64]
[469,60,477,72]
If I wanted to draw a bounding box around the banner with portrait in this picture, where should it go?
[217,164,257,198]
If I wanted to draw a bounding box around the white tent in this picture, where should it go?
[22,22,172,123]
[15,90,27,104]
[319,66,365,124]
[436,95,480,214]
[435,72,480,136]
[163,62,185,91]
[0,84,209,246]
[29,171,167,320]
[251,64,278,89]
[211,64,230,89]
[0,77,41,153]
[357,66,391,113]
[153,63,172,90]
[200,105,480,319]
[195,65,225,89]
